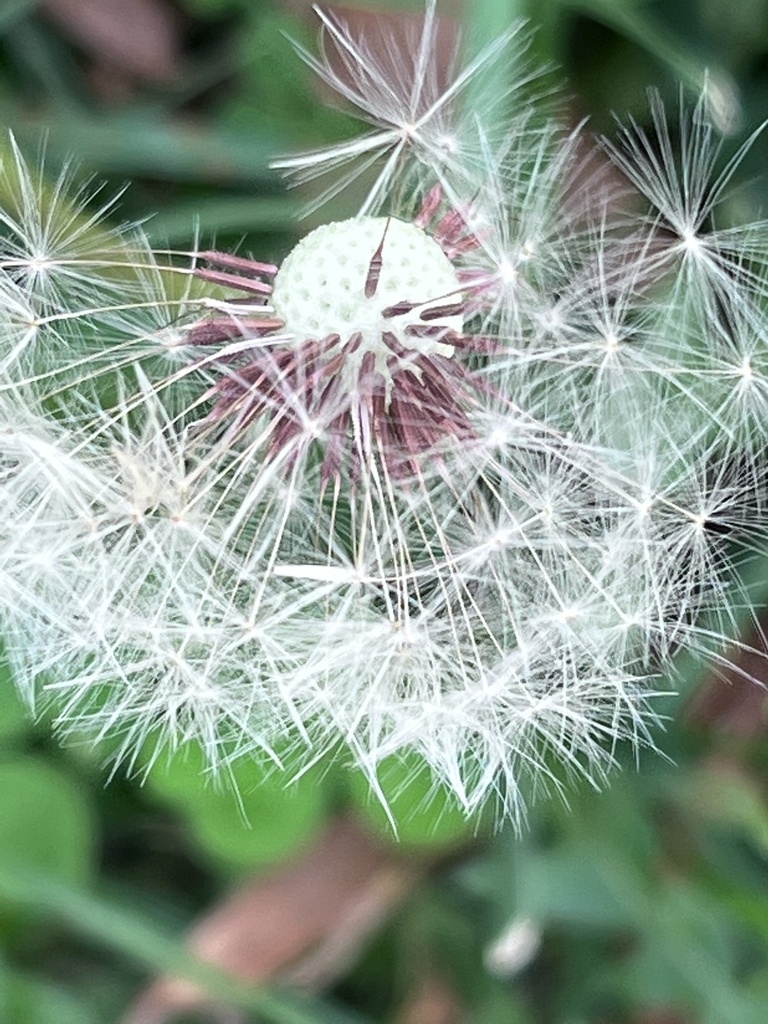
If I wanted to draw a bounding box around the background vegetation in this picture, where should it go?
[2,0,768,1021]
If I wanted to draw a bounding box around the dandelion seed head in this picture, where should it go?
[195,213,481,478]
[1,5,767,829]
[272,216,463,360]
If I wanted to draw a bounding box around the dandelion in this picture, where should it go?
[0,5,766,827]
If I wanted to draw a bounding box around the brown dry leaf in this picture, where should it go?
[397,975,464,1024]
[40,0,182,82]
[277,0,462,113]
[122,816,425,1024]
[687,622,768,736]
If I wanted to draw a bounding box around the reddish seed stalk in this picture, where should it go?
[188,194,490,480]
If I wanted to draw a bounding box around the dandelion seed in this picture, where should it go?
[0,134,132,305]
[603,90,768,310]
[274,3,542,213]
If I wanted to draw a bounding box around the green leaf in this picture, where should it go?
[2,20,84,112]
[513,780,655,929]
[475,988,536,1024]
[0,0,36,33]
[566,0,740,129]
[8,109,284,184]
[145,741,329,871]
[673,763,768,857]
[0,865,370,1024]
[0,968,100,1024]
[514,841,644,928]
[0,758,94,888]
[0,660,31,746]
[617,879,760,1022]
[182,0,243,15]
[145,194,299,244]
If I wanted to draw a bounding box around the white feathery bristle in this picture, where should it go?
[0,7,767,828]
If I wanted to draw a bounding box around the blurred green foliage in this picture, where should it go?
[142,739,332,871]
[2,0,768,1022]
